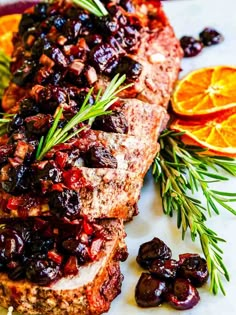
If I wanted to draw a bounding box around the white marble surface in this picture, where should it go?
[0,1,236,315]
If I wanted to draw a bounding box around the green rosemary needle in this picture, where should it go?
[153,129,236,295]
[0,49,11,100]
[73,0,108,17]
[36,74,132,160]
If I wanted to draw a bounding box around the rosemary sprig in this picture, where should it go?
[0,113,14,137]
[0,49,11,100]
[36,74,131,160]
[153,129,236,295]
[73,0,108,17]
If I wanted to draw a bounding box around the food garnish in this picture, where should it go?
[36,74,132,160]
[180,27,223,58]
[73,0,108,17]
[0,14,21,56]
[153,129,236,295]
[0,49,11,100]
[135,237,207,309]
[171,109,236,157]
[171,66,236,116]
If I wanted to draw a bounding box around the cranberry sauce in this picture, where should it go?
[12,0,143,95]
[0,217,105,285]
[135,237,208,310]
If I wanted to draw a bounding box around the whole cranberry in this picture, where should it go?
[180,36,203,57]
[165,278,200,310]
[62,239,90,264]
[136,237,172,269]
[135,272,167,307]
[178,253,209,287]
[149,259,178,280]
[84,146,118,168]
[92,111,128,134]
[26,259,60,286]
[48,189,81,220]
[199,27,224,46]
[0,228,24,263]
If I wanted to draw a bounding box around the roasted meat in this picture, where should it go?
[0,0,182,314]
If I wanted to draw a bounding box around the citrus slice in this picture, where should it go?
[171,66,236,116]
[170,107,236,157]
[0,14,22,56]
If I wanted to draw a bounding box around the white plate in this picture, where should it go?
[1,1,236,315]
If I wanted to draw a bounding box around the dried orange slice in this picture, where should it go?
[171,66,236,116]
[170,107,236,157]
[0,14,21,56]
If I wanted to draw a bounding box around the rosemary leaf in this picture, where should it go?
[73,0,108,17]
[36,74,131,160]
[154,129,236,295]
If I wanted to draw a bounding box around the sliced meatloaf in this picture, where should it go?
[0,0,182,314]
[0,218,127,315]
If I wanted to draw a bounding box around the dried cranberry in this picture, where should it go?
[149,259,178,280]
[62,239,90,264]
[96,15,119,35]
[180,36,203,57]
[53,15,66,31]
[123,25,140,51]
[19,98,40,117]
[26,259,60,286]
[2,165,30,195]
[135,272,167,307]
[85,34,103,48]
[114,56,142,80]
[119,0,135,12]
[166,278,200,310]
[63,19,82,42]
[34,162,62,184]
[34,3,49,20]
[199,27,224,46]
[178,253,209,287]
[8,115,24,132]
[92,111,128,134]
[25,114,52,135]
[89,43,118,74]
[0,228,24,263]
[12,60,37,86]
[0,144,14,165]
[136,237,172,269]
[29,235,54,255]
[48,189,81,220]
[19,13,36,36]
[38,85,67,113]
[84,146,118,168]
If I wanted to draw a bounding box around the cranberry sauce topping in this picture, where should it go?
[0,217,105,285]
[11,0,143,96]
[135,237,208,310]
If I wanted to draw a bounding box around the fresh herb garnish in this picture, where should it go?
[0,49,11,100]
[36,74,131,160]
[0,113,14,137]
[153,129,236,295]
[73,0,108,17]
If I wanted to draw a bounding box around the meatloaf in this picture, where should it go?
[0,0,183,314]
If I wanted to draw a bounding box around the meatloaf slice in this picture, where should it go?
[0,167,143,220]
[0,219,127,315]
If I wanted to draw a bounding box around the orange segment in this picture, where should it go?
[172,66,236,116]
[0,14,22,56]
[170,107,236,157]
